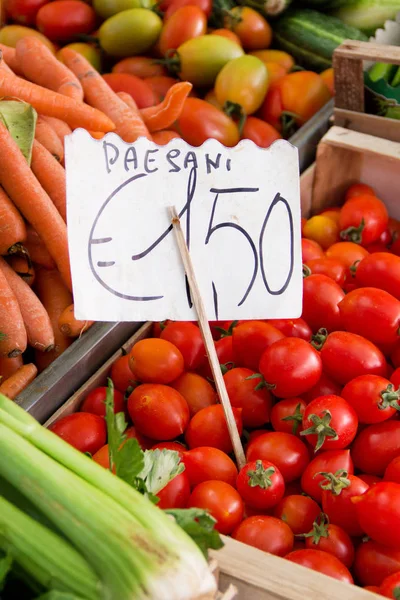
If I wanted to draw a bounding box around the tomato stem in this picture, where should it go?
[300,410,339,452]
[220,361,236,375]
[215,320,238,338]
[281,403,303,435]
[340,219,365,244]
[247,460,275,489]
[393,586,400,600]
[311,328,328,351]
[245,373,269,391]
[300,512,330,544]
[379,383,400,411]
[349,259,361,277]
[317,469,350,495]
[302,264,311,278]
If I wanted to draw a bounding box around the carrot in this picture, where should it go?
[34,268,72,372]
[40,115,72,143]
[0,363,38,399]
[0,64,115,131]
[35,116,64,162]
[58,303,94,338]
[0,355,23,381]
[152,130,182,145]
[88,131,105,140]
[0,122,72,290]
[16,37,84,102]
[7,255,35,287]
[0,43,24,75]
[31,140,67,221]
[60,48,152,143]
[0,256,54,352]
[117,91,138,111]
[0,267,27,357]
[140,82,192,132]
[0,186,26,254]
[21,225,56,270]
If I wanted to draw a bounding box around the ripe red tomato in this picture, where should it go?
[185,404,243,453]
[110,355,136,393]
[177,98,239,147]
[183,446,238,487]
[265,318,312,341]
[126,425,155,450]
[304,516,354,568]
[352,482,400,549]
[145,76,179,103]
[351,421,400,475]
[358,473,382,486]
[300,450,354,504]
[274,495,320,535]
[81,386,125,418]
[49,413,106,455]
[232,320,285,371]
[304,257,346,287]
[160,321,205,371]
[320,472,369,537]
[391,368,400,389]
[223,367,272,428]
[285,549,353,584]
[241,116,281,148]
[302,274,345,333]
[152,441,186,458]
[232,515,294,556]
[102,73,155,109]
[301,372,342,405]
[199,336,234,381]
[384,457,400,483]
[354,540,400,587]
[187,480,244,534]
[159,5,207,56]
[163,0,212,19]
[302,238,324,262]
[355,253,400,300]
[246,431,310,483]
[259,338,322,398]
[270,397,307,436]
[171,372,217,416]
[301,395,358,452]
[92,444,111,469]
[5,0,49,25]
[342,374,400,424]
[380,571,400,599]
[339,194,388,246]
[226,6,271,50]
[237,459,285,509]
[127,383,189,440]
[36,0,96,41]
[157,471,191,509]
[128,338,184,384]
[345,183,376,201]
[325,241,369,274]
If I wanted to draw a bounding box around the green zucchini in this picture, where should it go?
[273,9,368,72]
[392,67,400,88]
[332,0,400,35]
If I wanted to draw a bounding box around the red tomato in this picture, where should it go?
[102,73,155,109]
[92,444,111,469]
[232,515,294,556]
[352,482,400,548]
[226,6,271,50]
[358,473,382,486]
[187,480,244,534]
[270,397,307,436]
[384,456,400,483]
[199,336,234,381]
[157,471,191,509]
[339,287,400,346]
[223,367,272,428]
[5,0,49,25]
[339,194,389,246]
[81,386,125,418]
[274,495,320,535]
[128,338,184,384]
[364,586,381,593]
[301,238,324,262]
[391,368,400,389]
[152,320,172,337]
[152,441,187,458]
[304,516,354,568]
[160,321,205,371]
[342,375,400,424]
[305,257,346,287]
[127,383,189,440]
[159,6,207,56]
[301,395,358,452]
[246,431,310,483]
[110,355,136,393]
[171,372,217,416]
[259,338,322,398]
[237,459,285,509]
[392,343,400,369]
[49,413,106,455]
[345,183,376,201]
[211,28,242,46]
[380,572,400,599]
[145,75,179,102]
[112,56,167,78]
[241,116,281,148]
[320,472,369,537]
[351,421,400,475]
[183,446,238,487]
[285,549,353,584]
[177,98,239,147]
[326,241,369,278]
[300,450,354,504]
[36,0,96,41]
[232,320,285,371]
[265,318,312,341]
[185,404,243,453]
[302,274,345,333]
[301,372,342,405]
[163,0,212,19]
[125,425,155,450]
[354,540,400,587]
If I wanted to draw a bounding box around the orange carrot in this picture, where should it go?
[35,116,64,162]
[140,82,192,132]
[0,122,72,290]
[0,267,27,357]
[16,37,84,102]
[60,48,152,143]
[88,131,105,140]
[31,140,66,221]
[152,130,182,145]
[7,255,35,287]
[0,363,37,399]
[0,186,26,254]
[22,225,56,270]
[0,256,54,352]
[58,303,94,338]
[0,43,24,75]
[40,115,72,143]
[0,355,23,381]
[34,268,72,372]
[0,64,115,131]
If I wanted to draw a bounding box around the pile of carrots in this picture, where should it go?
[0,36,191,399]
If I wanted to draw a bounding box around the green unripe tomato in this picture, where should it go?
[93,0,157,21]
[215,55,269,115]
[98,8,162,57]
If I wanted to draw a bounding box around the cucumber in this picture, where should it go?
[298,0,350,9]
[273,9,368,72]
[391,67,400,88]
[368,62,397,83]
[332,0,400,35]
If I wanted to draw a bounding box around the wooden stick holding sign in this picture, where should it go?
[169,205,246,470]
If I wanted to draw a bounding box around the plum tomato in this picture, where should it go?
[285,549,353,584]
[80,386,125,418]
[5,0,49,25]
[302,274,345,333]
[157,471,191,509]
[223,367,272,428]
[270,397,307,436]
[102,73,155,108]
[152,441,186,458]
[185,404,243,453]
[304,257,346,287]
[304,514,354,568]
[160,321,205,371]
[354,540,400,587]
[36,0,96,41]
[352,482,400,549]
[159,5,207,57]
[237,459,285,510]
[171,372,217,416]
[49,412,106,455]
[187,480,244,534]
[351,421,400,476]
[225,6,272,51]
[300,450,354,504]
[215,55,268,116]
[354,252,400,301]
[345,183,376,201]
[320,472,369,537]
[232,320,285,371]
[302,215,339,250]
[232,515,294,556]
[241,116,281,148]
[339,194,388,246]
[358,473,382,487]
[273,495,320,535]
[301,395,358,452]
[325,241,369,278]
[182,446,238,487]
[380,572,400,599]
[302,238,324,262]
[110,355,137,393]
[384,456,400,484]
[301,372,342,405]
[128,338,184,384]
[342,375,400,424]
[264,318,312,341]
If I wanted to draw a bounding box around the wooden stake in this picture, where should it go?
[169,206,246,469]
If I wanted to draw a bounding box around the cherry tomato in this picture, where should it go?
[339,194,388,246]
[358,473,382,486]
[353,482,400,549]
[320,67,334,96]
[127,383,189,440]
[185,404,243,453]
[274,495,320,535]
[187,480,244,534]
[226,6,272,51]
[237,459,285,510]
[259,337,322,398]
[199,336,235,381]
[301,395,358,452]
[325,241,369,279]
[152,320,172,337]
[171,372,217,416]
[160,321,205,371]
[392,343,400,369]
[223,367,272,428]
[177,97,239,146]
[211,28,242,46]
[126,425,155,449]
[102,73,155,108]
[301,238,325,262]
[355,253,400,301]
[241,116,281,148]
[110,355,137,393]
[246,431,310,483]
[163,0,212,19]
[232,320,285,371]
[5,0,49,25]
[152,441,186,459]
[342,374,400,424]
[270,397,307,436]
[36,0,96,41]
[215,55,268,116]
[112,56,166,78]
[302,274,345,333]
[304,515,354,568]
[384,456,400,484]
[49,413,106,455]
[249,49,294,72]
[265,318,312,341]
[81,386,125,418]
[304,257,346,287]
[354,540,400,587]
[380,572,400,599]
[351,421,400,475]
[303,216,339,250]
[320,207,341,225]
[301,372,342,405]
[128,338,184,384]
[320,472,369,537]
[92,444,111,469]
[232,515,294,556]
[157,471,191,509]
[159,5,207,56]
[345,183,376,201]
[183,446,238,487]
[285,549,353,584]
[300,450,354,504]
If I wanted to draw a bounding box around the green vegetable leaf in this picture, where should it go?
[0,551,13,591]
[115,438,144,487]
[140,449,184,495]
[165,508,224,559]
[0,100,37,164]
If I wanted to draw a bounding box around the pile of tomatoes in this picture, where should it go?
[50,182,400,597]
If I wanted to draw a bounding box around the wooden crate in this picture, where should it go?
[333,40,400,142]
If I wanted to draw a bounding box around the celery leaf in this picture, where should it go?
[0,551,13,591]
[165,508,224,558]
[140,449,184,495]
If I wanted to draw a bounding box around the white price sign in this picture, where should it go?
[65,131,302,322]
